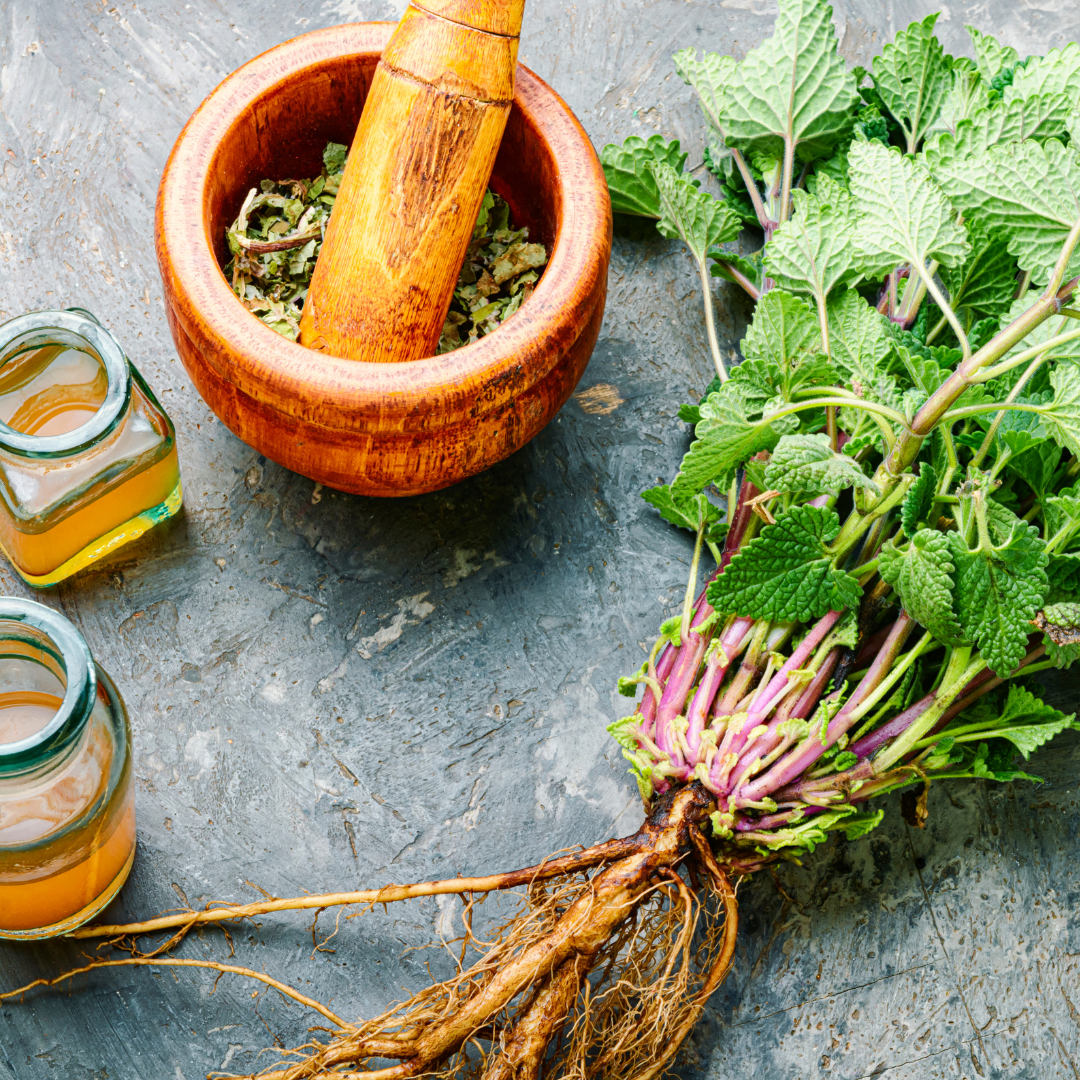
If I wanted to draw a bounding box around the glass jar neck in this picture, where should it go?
[0,308,132,460]
[0,598,97,777]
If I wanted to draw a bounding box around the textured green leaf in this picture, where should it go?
[738,288,836,400]
[707,505,860,621]
[673,383,787,498]
[848,139,969,280]
[764,433,880,495]
[710,249,763,292]
[966,26,1018,84]
[923,139,1080,283]
[650,161,742,262]
[641,484,728,542]
[720,0,859,163]
[940,227,1018,325]
[839,809,885,841]
[1042,361,1080,457]
[1008,42,1080,102]
[946,521,1049,676]
[1044,486,1080,550]
[762,174,856,310]
[869,14,953,152]
[674,48,738,137]
[902,464,938,535]
[880,529,966,645]
[826,290,893,388]
[976,684,1076,758]
[1047,553,1080,601]
[925,65,989,142]
[601,136,690,217]
[1005,439,1062,499]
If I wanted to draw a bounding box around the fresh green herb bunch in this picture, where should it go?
[224,142,547,350]
[604,4,1080,863]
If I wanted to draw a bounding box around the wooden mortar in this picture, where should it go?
[155,23,611,497]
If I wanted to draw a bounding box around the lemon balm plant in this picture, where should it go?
[7,6,1080,1080]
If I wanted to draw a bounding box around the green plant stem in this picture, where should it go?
[766,396,908,428]
[698,257,728,382]
[779,138,795,226]
[682,524,706,643]
[971,324,1080,383]
[730,148,771,233]
[969,345,1058,472]
[896,262,933,327]
[873,648,985,771]
[912,259,968,359]
[941,400,1048,424]
[880,219,1080,483]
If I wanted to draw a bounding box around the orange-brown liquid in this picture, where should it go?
[0,345,179,578]
[0,691,135,933]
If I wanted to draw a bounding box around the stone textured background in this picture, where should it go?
[2,1,1080,1077]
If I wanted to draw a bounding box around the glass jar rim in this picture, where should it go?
[0,597,97,771]
[0,308,131,458]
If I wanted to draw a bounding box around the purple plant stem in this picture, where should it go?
[686,616,755,757]
[734,646,842,774]
[735,613,917,802]
[640,471,761,740]
[852,624,893,669]
[723,610,844,768]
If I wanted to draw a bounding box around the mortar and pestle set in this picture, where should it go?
[0,1,610,939]
[158,0,612,496]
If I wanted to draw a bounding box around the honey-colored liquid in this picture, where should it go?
[0,344,180,579]
[0,691,135,933]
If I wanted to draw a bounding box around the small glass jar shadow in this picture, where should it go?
[0,598,135,940]
[0,308,181,586]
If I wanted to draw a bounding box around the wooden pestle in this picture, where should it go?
[299,0,527,362]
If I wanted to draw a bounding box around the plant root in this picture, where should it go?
[70,836,644,941]
[6,786,740,1080]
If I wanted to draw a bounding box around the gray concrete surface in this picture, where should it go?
[1,1,1080,1078]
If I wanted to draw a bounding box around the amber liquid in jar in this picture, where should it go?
[0,620,135,938]
[0,310,181,587]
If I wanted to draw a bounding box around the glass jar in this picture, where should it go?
[0,598,135,939]
[0,308,181,587]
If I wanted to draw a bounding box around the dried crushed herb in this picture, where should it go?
[224,142,548,350]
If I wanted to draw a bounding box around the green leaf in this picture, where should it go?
[1048,554,1080,600]
[710,249,763,293]
[925,65,989,142]
[706,505,861,621]
[839,808,885,840]
[946,521,1049,677]
[720,0,859,164]
[1044,486,1080,550]
[738,288,835,400]
[322,142,348,173]
[674,48,738,138]
[848,139,970,280]
[762,174,856,312]
[925,139,1080,283]
[940,226,1019,326]
[1005,439,1062,499]
[969,739,1043,784]
[641,484,729,543]
[966,26,1018,85]
[880,529,966,646]
[601,136,690,217]
[960,685,1077,758]
[1008,42,1080,102]
[901,463,938,535]
[869,13,953,152]
[825,292,890,384]
[650,161,742,262]
[673,382,789,498]
[764,433,880,495]
[1042,361,1080,458]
